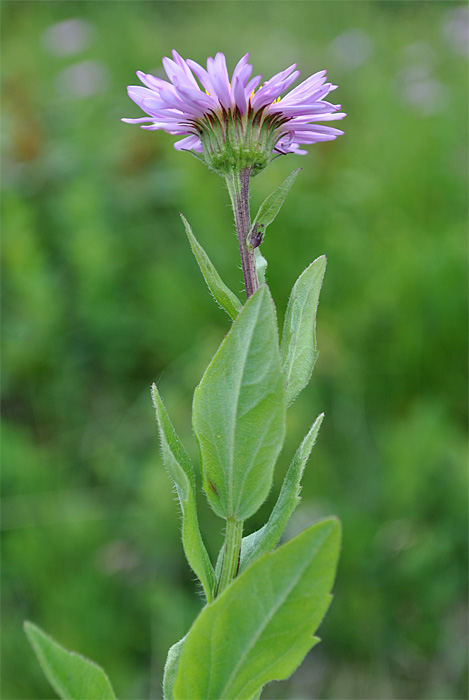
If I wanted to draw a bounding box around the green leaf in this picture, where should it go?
[254,248,267,285]
[163,636,186,700]
[192,285,286,521]
[173,518,341,700]
[239,413,324,573]
[280,256,326,406]
[181,213,242,320]
[248,169,301,246]
[152,385,215,602]
[24,622,116,700]
[250,689,263,700]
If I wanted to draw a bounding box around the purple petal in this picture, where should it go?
[251,68,300,110]
[128,85,158,100]
[245,74,262,98]
[174,134,203,151]
[206,52,231,108]
[288,123,345,135]
[124,53,345,155]
[287,144,309,155]
[232,64,253,113]
[162,55,181,83]
[268,103,340,117]
[186,58,216,96]
[121,116,155,123]
[136,71,168,91]
[171,50,200,89]
[281,111,347,125]
[172,78,218,113]
[293,130,343,142]
[281,70,327,100]
[141,97,176,117]
[308,112,346,122]
[231,54,252,112]
[231,53,250,83]
[157,85,204,118]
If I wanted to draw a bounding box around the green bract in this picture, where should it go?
[192,285,286,521]
[196,110,289,177]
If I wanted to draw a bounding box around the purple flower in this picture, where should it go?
[123,51,345,174]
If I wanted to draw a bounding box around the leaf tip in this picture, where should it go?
[313,254,327,270]
[23,620,43,645]
[323,515,342,546]
[179,212,191,230]
[23,620,35,638]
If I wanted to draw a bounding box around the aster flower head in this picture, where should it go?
[123,51,345,176]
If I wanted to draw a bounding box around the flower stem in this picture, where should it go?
[225,167,259,299]
[217,518,243,596]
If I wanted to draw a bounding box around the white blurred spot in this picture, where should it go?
[374,519,415,555]
[442,5,469,58]
[401,42,437,73]
[96,540,141,575]
[55,60,109,99]
[398,70,450,116]
[329,29,373,71]
[42,18,95,57]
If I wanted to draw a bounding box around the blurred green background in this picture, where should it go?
[2,1,468,698]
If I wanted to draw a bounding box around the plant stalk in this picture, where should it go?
[225,167,259,299]
[217,518,243,596]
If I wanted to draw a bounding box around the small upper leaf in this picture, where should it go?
[192,285,286,521]
[173,518,341,700]
[239,412,324,573]
[248,169,301,247]
[181,213,242,320]
[152,385,215,602]
[254,248,267,285]
[281,256,326,406]
[24,622,116,700]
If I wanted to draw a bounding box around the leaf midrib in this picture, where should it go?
[227,295,264,515]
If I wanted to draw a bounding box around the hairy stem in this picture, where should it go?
[225,167,259,299]
[217,518,243,596]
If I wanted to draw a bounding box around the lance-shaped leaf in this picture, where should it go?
[281,256,326,406]
[163,636,186,700]
[248,169,301,247]
[192,285,286,521]
[181,214,242,320]
[239,412,324,573]
[24,622,116,700]
[152,385,215,602]
[173,518,341,700]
